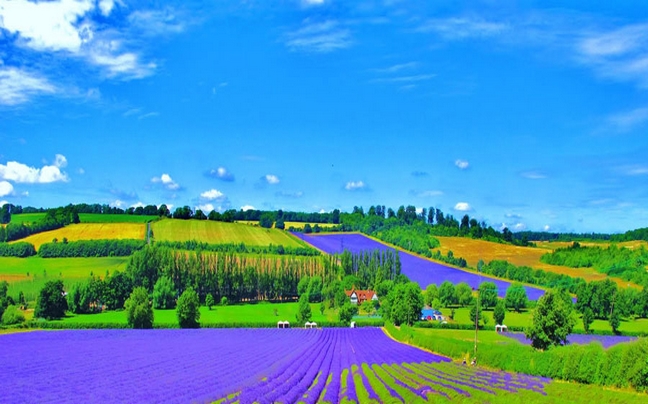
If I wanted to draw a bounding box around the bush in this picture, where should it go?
[1,305,25,325]
[338,303,358,325]
[177,287,200,328]
[205,293,215,310]
[124,287,154,329]
[34,280,68,320]
[152,276,176,309]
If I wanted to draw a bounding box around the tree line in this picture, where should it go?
[480,259,586,294]
[0,242,36,257]
[38,239,146,258]
[154,240,319,256]
[0,205,79,242]
[540,242,648,287]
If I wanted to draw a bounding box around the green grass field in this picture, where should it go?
[0,256,128,302]
[8,213,47,224]
[78,213,158,223]
[151,219,305,247]
[436,306,648,335]
[53,302,337,326]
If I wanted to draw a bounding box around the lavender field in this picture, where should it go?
[502,332,638,348]
[293,233,546,300]
[0,328,550,403]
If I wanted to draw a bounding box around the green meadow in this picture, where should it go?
[79,213,158,223]
[8,213,46,224]
[151,219,305,247]
[0,256,128,302]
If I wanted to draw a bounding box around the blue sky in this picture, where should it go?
[1,0,648,233]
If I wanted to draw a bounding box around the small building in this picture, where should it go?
[495,324,508,333]
[277,321,290,329]
[345,287,378,305]
[304,321,317,329]
[421,308,444,321]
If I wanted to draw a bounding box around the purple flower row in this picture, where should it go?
[502,332,638,348]
[293,232,546,299]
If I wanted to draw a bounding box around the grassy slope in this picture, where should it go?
[151,219,304,247]
[8,213,47,224]
[435,236,641,288]
[10,223,146,250]
[0,256,128,301]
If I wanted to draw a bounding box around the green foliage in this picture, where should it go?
[296,293,312,324]
[38,239,145,258]
[34,280,68,320]
[505,282,528,312]
[438,281,456,308]
[609,308,621,334]
[0,205,79,242]
[383,282,424,326]
[124,287,154,329]
[493,299,506,325]
[582,307,594,333]
[176,287,200,328]
[541,243,648,286]
[205,293,215,310]
[482,259,585,295]
[0,242,37,257]
[469,298,483,327]
[454,282,473,307]
[526,289,576,350]
[103,271,132,310]
[152,276,176,310]
[307,276,323,303]
[155,240,319,256]
[338,302,358,325]
[479,281,499,309]
[360,299,376,316]
[220,296,229,306]
[423,284,438,307]
[67,277,105,314]
[1,305,25,325]
[259,213,274,229]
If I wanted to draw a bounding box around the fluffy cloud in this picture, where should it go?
[0,181,14,197]
[455,159,470,170]
[110,199,124,208]
[240,205,255,211]
[200,189,225,200]
[196,203,214,213]
[151,173,179,190]
[345,180,366,191]
[264,174,280,185]
[0,155,69,183]
[207,166,235,182]
[454,202,472,211]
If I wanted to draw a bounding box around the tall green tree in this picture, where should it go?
[424,284,438,307]
[525,289,576,350]
[34,280,68,320]
[152,276,176,309]
[338,302,358,325]
[505,283,528,312]
[125,287,154,329]
[296,293,312,324]
[386,282,424,326]
[455,282,473,307]
[493,299,506,325]
[479,281,499,309]
[176,287,201,328]
[438,281,456,308]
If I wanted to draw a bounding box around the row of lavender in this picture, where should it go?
[293,232,546,299]
[0,328,550,403]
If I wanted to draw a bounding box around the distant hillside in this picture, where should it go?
[151,219,305,248]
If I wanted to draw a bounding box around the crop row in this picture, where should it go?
[0,328,550,403]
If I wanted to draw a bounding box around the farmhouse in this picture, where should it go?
[345,287,378,305]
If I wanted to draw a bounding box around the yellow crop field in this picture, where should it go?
[152,219,304,247]
[12,223,146,250]
[435,236,639,287]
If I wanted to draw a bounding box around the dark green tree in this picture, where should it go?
[177,287,201,328]
[125,287,154,329]
[34,280,68,320]
[296,293,312,324]
[259,213,274,229]
[455,282,473,307]
[525,289,576,350]
[609,308,621,334]
[439,281,456,308]
[493,299,506,325]
[387,282,424,326]
[338,302,358,325]
[424,284,438,307]
[582,307,594,333]
[505,283,528,312]
[479,281,499,309]
[152,276,176,309]
[205,293,215,310]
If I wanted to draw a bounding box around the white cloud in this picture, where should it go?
[513,222,526,231]
[521,171,547,179]
[415,190,443,198]
[0,181,14,197]
[302,0,325,6]
[345,180,366,191]
[89,49,157,79]
[0,200,7,207]
[240,205,255,211]
[110,199,124,208]
[196,203,214,213]
[455,159,470,170]
[0,156,69,183]
[418,17,508,40]
[128,8,184,36]
[619,165,648,176]
[151,173,179,190]
[0,0,95,52]
[454,202,472,211]
[607,107,648,132]
[78,168,85,174]
[0,67,56,105]
[285,20,352,53]
[200,189,225,200]
[209,166,235,182]
[543,225,551,231]
[98,0,117,16]
[264,174,280,185]
[130,201,145,208]
[375,62,419,74]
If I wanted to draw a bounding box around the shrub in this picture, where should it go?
[1,305,25,325]
[177,287,200,328]
[124,287,154,329]
[205,293,215,310]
